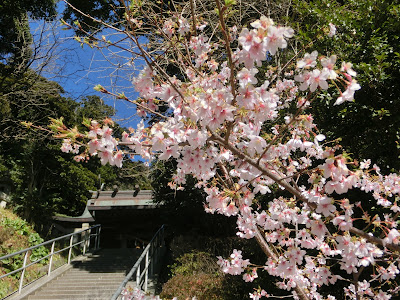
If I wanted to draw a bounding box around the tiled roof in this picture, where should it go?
[87,190,157,210]
[53,206,95,223]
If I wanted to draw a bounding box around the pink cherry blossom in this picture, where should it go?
[237,67,258,88]
[309,69,329,92]
[334,80,361,105]
[250,16,274,30]
[321,55,337,79]
[297,51,318,69]
[265,26,293,55]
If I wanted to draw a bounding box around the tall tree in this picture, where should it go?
[0,68,113,223]
[291,0,400,171]
[0,0,55,72]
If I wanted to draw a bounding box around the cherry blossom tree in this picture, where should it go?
[53,0,400,299]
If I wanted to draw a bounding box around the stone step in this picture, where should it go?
[70,264,135,268]
[31,288,118,295]
[55,279,125,284]
[74,261,135,264]
[41,284,121,290]
[83,260,136,262]
[73,261,135,264]
[25,292,116,300]
[20,248,145,300]
[26,289,119,299]
[61,271,127,275]
[43,279,123,285]
[66,269,129,273]
[59,276,126,280]
[70,267,131,270]
[57,277,125,282]
[58,274,126,278]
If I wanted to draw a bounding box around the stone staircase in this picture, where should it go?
[21,248,143,300]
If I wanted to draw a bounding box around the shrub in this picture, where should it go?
[161,273,224,300]
[170,251,221,277]
[160,251,223,299]
[0,208,50,298]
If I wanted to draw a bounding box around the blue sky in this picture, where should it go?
[29,11,143,129]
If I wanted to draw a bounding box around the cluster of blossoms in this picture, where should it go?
[294,52,360,105]
[119,289,202,300]
[56,9,400,300]
[249,289,269,300]
[217,249,250,278]
[121,288,158,300]
[121,285,199,300]
[60,119,123,167]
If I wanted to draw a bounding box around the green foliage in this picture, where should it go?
[0,64,75,141]
[161,251,225,300]
[291,0,400,172]
[0,280,11,300]
[61,0,177,36]
[28,233,47,262]
[169,251,220,277]
[161,273,225,300]
[75,95,115,125]
[161,236,286,300]
[55,156,98,215]
[0,70,99,222]
[106,160,152,190]
[0,208,51,298]
[2,217,30,236]
[0,61,152,225]
[0,0,55,69]
[62,0,123,36]
[0,211,48,259]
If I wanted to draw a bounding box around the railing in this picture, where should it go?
[0,224,101,298]
[111,225,165,300]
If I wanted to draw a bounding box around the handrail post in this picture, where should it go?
[155,236,159,266]
[97,226,101,249]
[18,251,29,293]
[136,265,140,288]
[150,244,153,276]
[48,241,55,276]
[68,235,74,264]
[95,226,99,250]
[83,230,87,255]
[144,251,149,292]
[87,228,91,251]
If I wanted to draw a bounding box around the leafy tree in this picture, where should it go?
[75,95,115,124]
[0,69,88,222]
[0,64,75,141]
[0,66,136,224]
[291,0,400,172]
[62,0,176,35]
[0,0,55,71]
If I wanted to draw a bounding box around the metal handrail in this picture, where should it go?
[111,225,165,300]
[0,225,100,261]
[0,224,101,297]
